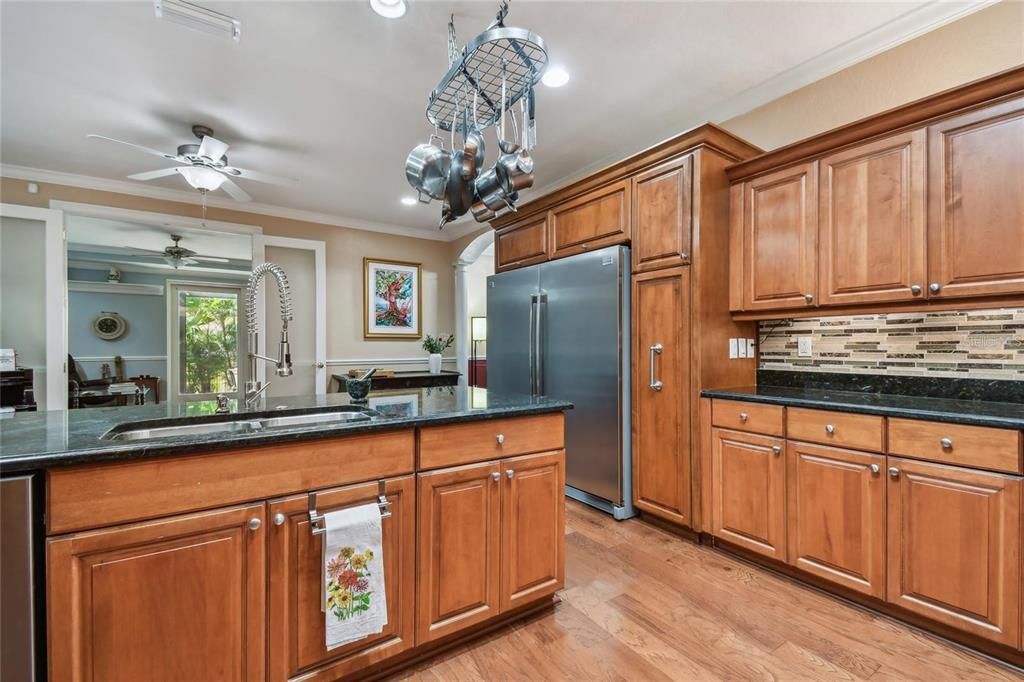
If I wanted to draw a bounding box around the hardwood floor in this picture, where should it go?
[389,501,1021,681]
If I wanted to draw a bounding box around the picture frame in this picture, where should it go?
[363,258,422,339]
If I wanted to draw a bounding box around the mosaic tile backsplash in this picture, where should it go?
[758,308,1024,381]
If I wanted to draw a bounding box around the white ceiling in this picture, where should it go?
[0,1,986,240]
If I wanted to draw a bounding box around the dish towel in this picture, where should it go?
[323,502,388,650]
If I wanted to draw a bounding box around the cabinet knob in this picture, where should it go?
[506,469,515,479]
[870,464,880,474]
[940,437,953,450]
[248,517,262,531]
[910,284,922,295]
[929,283,941,293]
[681,252,689,260]
[888,467,900,479]
[739,412,749,423]
[272,513,286,526]
[825,424,835,434]
[771,445,782,455]
[496,433,505,445]
[491,471,501,481]
[804,293,814,303]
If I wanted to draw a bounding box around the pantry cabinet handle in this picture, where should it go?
[649,344,664,391]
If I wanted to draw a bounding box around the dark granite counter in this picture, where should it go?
[0,387,572,473]
[701,385,1023,430]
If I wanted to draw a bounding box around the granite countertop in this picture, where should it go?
[0,387,572,473]
[702,385,1023,430]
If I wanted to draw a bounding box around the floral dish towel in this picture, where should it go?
[324,502,387,650]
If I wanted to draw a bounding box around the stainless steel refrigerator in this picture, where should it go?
[487,245,634,519]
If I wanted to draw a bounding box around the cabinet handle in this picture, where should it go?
[825,424,835,434]
[506,469,515,479]
[491,471,501,482]
[649,344,664,391]
[496,433,505,445]
[870,464,880,474]
[739,412,749,423]
[248,517,262,531]
[940,437,953,450]
[771,445,781,455]
[681,252,689,260]
[272,513,286,526]
[929,283,941,294]
[910,284,922,295]
[888,467,900,479]
[804,293,814,303]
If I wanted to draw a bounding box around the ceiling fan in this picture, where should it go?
[126,234,232,269]
[87,124,295,202]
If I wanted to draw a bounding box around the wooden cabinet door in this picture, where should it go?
[819,130,927,306]
[549,179,630,259]
[417,460,501,643]
[500,450,565,611]
[739,162,818,311]
[711,428,786,559]
[632,267,691,525]
[928,97,1024,299]
[786,442,886,598]
[267,477,415,682]
[47,503,266,682]
[495,214,549,272]
[887,457,1021,646]
[631,154,693,273]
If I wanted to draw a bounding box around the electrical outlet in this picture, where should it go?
[798,337,813,357]
[728,338,739,359]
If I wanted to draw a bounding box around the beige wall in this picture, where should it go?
[0,177,456,370]
[721,1,1024,150]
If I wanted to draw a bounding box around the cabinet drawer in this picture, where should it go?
[495,214,548,271]
[888,418,1021,474]
[712,400,784,436]
[418,413,564,470]
[787,407,884,452]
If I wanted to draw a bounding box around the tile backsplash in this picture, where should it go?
[759,308,1024,381]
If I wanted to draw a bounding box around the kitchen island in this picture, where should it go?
[0,387,571,682]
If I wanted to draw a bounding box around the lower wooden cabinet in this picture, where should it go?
[786,441,886,598]
[711,428,786,560]
[47,502,267,682]
[417,451,565,644]
[886,457,1021,647]
[267,477,415,681]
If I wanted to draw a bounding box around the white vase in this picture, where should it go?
[428,353,442,375]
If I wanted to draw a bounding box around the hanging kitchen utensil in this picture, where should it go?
[444,108,474,218]
[405,129,450,201]
[497,63,522,155]
[461,86,485,177]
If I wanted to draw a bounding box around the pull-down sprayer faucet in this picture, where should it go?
[244,262,294,407]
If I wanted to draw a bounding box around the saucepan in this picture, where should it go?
[405,132,450,201]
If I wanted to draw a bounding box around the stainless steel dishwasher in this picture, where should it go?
[2,474,41,681]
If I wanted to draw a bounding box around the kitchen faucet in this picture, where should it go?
[244,262,294,407]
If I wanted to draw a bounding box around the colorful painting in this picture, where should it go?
[326,546,376,621]
[364,258,421,338]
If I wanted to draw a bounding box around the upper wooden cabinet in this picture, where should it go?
[549,179,631,259]
[495,214,549,272]
[819,129,927,305]
[631,154,693,273]
[927,96,1024,299]
[47,502,267,682]
[733,162,818,311]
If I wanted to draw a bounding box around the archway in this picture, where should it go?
[453,230,495,384]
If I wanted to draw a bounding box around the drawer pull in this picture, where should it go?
[825,424,835,434]
[771,445,781,456]
[888,467,900,479]
[940,437,953,449]
[739,412,749,423]
[496,433,505,445]
[870,464,880,474]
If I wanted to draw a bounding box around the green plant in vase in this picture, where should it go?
[423,334,454,375]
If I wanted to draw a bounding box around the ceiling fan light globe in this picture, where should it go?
[370,0,406,19]
[176,166,226,192]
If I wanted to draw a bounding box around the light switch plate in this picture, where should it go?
[728,338,739,359]
[798,337,813,357]
[737,339,747,358]
[747,339,756,358]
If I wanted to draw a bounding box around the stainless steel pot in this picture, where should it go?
[405,133,450,201]
[446,148,474,217]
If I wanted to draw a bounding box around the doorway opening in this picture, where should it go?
[454,231,495,386]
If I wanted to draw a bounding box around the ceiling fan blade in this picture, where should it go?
[221,166,297,186]
[197,135,229,162]
[88,135,175,160]
[219,177,252,202]
[127,167,181,181]
[193,255,231,263]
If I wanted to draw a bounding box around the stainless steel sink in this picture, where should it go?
[101,407,379,442]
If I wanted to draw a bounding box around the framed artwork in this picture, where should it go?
[363,258,422,339]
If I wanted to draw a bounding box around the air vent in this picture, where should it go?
[154,0,241,42]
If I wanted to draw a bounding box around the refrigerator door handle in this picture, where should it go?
[649,343,664,391]
[528,294,538,395]
[535,292,547,396]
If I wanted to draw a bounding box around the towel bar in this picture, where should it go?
[309,480,392,536]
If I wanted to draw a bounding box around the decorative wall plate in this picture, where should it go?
[93,311,128,340]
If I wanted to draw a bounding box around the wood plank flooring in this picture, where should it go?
[389,501,1021,681]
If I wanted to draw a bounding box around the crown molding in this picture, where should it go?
[0,164,467,242]
[705,0,999,124]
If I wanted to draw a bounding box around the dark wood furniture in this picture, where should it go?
[0,368,37,411]
[333,370,461,392]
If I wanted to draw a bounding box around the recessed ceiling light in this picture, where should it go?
[400,196,417,206]
[541,66,570,88]
[370,0,406,19]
